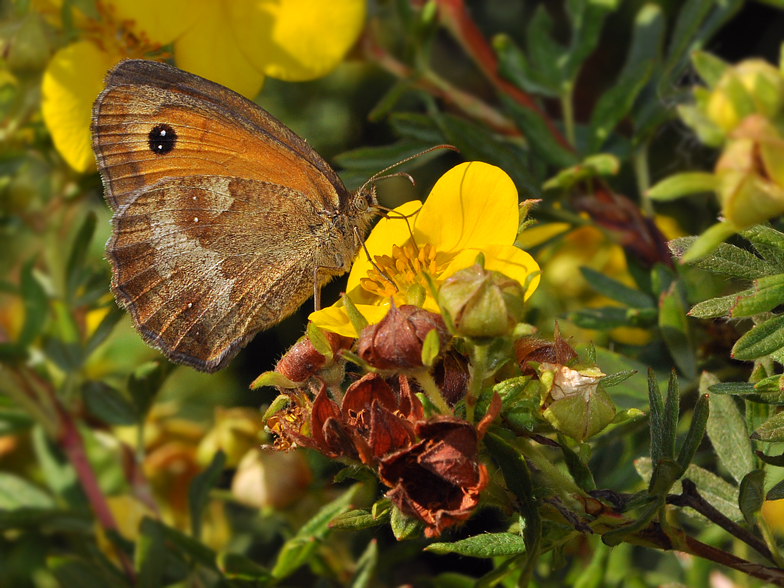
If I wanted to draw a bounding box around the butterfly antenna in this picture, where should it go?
[357,144,459,198]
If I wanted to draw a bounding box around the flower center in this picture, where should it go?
[80,2,169,59]
[360,242,445,304]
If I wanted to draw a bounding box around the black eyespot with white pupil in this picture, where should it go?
[148,124,177,155]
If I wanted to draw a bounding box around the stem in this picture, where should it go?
[465,343,488,423]
[758,515,784,569]
[412,369,452,415]
[560,84,576,148]
[633,142,654,216]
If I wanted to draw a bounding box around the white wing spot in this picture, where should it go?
[188,302,192,308]
[194,217,199,222]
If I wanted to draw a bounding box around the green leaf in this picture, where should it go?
[647,172,718,201]
[526,6,566,92]
[563,0,618,83]
[659,283,696,378]
[676,392,709,471]
[188,450,225,540]
[349,539,379,588]
[587,60,653,153]
[767,478,784,501]
[499,94,578,170]
[127,361,172,420]
[426,533,527,558]
[671,238,777,279]
[680,223,739,265]
[567,306,658,330]
[677,103,726,147]
[704,373,754,483]
[217,552,272,582]
[306,323,333,360]
[0,472,54,509]
[81,381,138,426]
[0,508,92,533]
[272,484,362,578]
[251,371,298,390]
[49,556,129,588]
[663,370,680,461]
[157,521,217,569]
[17,256,48,348]
[732,313,784,361]
[543,154,620,191]
[65,212,96,302]
[625,4,665,74]
[136,517,166,588]
[558,437,596,492]
[742,225,784,272]
[731,274,784,317]
[738,469,765,525]
[599,370,637,389]
[260,394,292,422]
[750,411,784,443]
[494,34,559,97]
[388,113,445,145]
[648,369,665,464]
[328,509,387,531]
[689,291,751,319]
[421,328,441,367]
[662,0,716,88]
[691,51,730,88]
[579,267,655,308]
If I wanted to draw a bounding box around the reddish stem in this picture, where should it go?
[58,407,137,581]
[434,0,573,151]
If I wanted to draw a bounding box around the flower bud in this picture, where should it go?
[7,13,50,73]
[539,363,615,442]
[357,303,449,370]
[275,329,353,384]
[438,265,527,338]
[706,59,784,132]
[715,122,784,228]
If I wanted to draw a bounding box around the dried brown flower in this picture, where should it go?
[515,323,577,375]
[357,303,449,370]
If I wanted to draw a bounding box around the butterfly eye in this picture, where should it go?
[353,194,369,212]
[148,124,177,155]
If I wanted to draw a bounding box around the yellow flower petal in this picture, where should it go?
[414,162,519,256]
[173,2,265,99]
[229,0,366,82]
[105,0,204,45]
[42,41,119,173]
[309,303,388,338]
[441,245,541,300]
[346,200,422,293]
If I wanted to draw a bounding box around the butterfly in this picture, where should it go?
[91,59,381,373]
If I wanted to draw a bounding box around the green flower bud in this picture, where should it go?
[7,13,51,73]
[438,264,527,338]
[539,363,615,442]
[706,59,784,132]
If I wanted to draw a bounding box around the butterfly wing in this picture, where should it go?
[108,175,341,372]
[91,59,350,212]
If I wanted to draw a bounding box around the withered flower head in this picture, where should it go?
[357,303,449,370]
[379,417,488,538]
[515,323,577,375]
[433,349,470,406]
[275,329,354,384]
[438,264,527,338]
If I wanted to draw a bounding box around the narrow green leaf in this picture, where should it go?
[598,370,636,389]
[689,291,751,319]
[426,533,527,558]
[558,436,596,492]
[526,6,566,91]
[649,458,684,496]
[0,472,54,509]
[738,469,765,525]
[49,556,128,588]
[625,4,665,74]
[767,478,784,501]
[663,0,715,87]
[349,539,379,588]
[81,381,138,426]
[732,313,784,361]
[17,257,48,348]
[65,212,96,302]
[421,328,441,367]
[567,306,658,330]
[648,368,665,465]
[389,506,422,541]
[579,267,655,308]
[731,274,784,318]
[647,172,718,201]
[136,517,166,588]
[260,394,292,423]
[157,522,217,569]
[676,392,709,471]
[189,451,225,540]
[691,51,730,88]
[499,94,578,170]
[670,238,777,279]
[750,411,784,442]
[0,508,92,533]
[217,552,272,581]
[742,225,784,271]
[659,283,696,378]
[709,382,756,395]
[272,484,362,578]
[251,371,298,390]
[663,370,680,461]
[328,509,386,531]
[587,60,653,153]
[494,33,560,97]
[756,450,784,468]
[680,223,739,265]
[127,361,173,420]
[388,113,445,145]
[704,373,754,483]
[307,323,333,360]
[563,0,618,82]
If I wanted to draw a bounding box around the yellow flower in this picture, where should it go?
[40,0,366,172]
[310,161,541,337]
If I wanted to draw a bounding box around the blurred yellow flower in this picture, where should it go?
[310,162,541,337]
[40,0,366,171]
